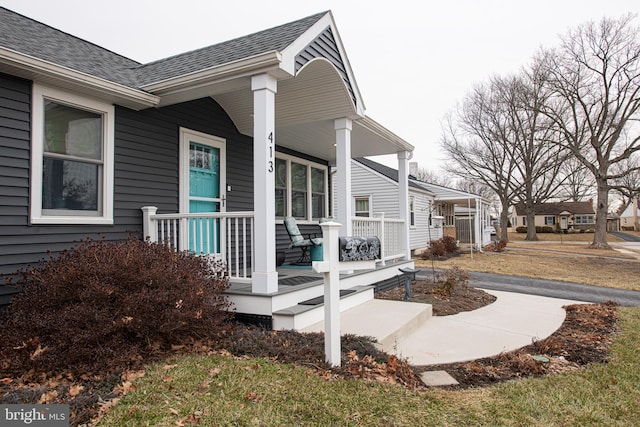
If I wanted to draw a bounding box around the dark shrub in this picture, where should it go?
[516,226,527,233]
[441,235,459,254]
[484,240,507,252]
[0,237,232,376]
[535,226,554,233]
[429,239,446,257]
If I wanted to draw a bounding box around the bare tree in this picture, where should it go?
[556,155,596,202]
[537,14,640,248]
[441,80,518,242]
[501,69,569,241]
[610,154,640,206]
[442,70,567,241]
[411,166,454,187]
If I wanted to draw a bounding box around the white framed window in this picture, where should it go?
[409,196,416,227]
[354,196,371,217]
[545,216,556,225]
[274,153,328,221]
[30,85,114,224]
[574,215,594,224]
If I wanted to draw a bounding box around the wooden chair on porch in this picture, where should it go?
[284,217,323,264]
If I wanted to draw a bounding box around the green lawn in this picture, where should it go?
[99,307,640,426]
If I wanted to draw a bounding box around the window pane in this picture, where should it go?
[312,194,324,219]
[42,157,99,211]
[275,158,287,187]
[275,189,286,217]
[355,198,369,213]
[291,163,307,191]
[292,191,306,218]
[311,168,324,192]
[44,100,102,160]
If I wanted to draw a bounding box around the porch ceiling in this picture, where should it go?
[212,59,412,164]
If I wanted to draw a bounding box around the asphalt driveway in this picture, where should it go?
[415,269,640,307]
[609,231,640,242]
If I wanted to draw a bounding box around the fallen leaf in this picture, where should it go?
[38,389,58,404]
[68,384,84,398]
[164,364,178,370]
[169,408,180,416]
[0,378,13,384]
[30,344,48,360]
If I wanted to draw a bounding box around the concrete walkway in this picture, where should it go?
[392,289,586,365]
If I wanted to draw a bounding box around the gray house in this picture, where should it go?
[0,7,416,328]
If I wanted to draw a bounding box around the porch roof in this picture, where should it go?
[0,7,413,161]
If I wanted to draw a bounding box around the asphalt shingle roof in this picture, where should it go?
[354,157,426,191]
[513,201,595,216]
[0,7,141,87]
[135,12,327,86]
[0,7,328,89]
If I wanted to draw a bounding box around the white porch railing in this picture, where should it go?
[142,207,254,283]
[351,213,405,265]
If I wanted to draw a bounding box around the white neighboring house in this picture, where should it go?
[415,182,494,249]
[337,158,494,253]
[333,158,444,255]
[619,198,640,231]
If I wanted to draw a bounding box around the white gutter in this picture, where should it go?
[0,47,159,109]
[358,115,414,152]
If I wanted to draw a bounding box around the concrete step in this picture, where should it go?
[301,299,432,351]
[272,285,375,331]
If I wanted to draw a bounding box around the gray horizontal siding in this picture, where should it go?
[0,83,256,286]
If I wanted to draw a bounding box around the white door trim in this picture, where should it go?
[179,127,227,214]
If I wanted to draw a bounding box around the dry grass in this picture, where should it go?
[417,236,640,291]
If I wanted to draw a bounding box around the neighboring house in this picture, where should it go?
[413,183,493,248]
[333,158,442,255]
[337,158,493,252]
[619,199,640,231]
[0,7,416,328]
[511,201,595,231]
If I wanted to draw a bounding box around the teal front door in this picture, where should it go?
[181,129,226,254]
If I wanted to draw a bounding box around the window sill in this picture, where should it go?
[31,216,114,225]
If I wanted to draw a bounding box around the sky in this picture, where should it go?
[2,0,638,172]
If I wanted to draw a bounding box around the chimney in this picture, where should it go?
[409,162,418,177]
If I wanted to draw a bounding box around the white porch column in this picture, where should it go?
[251,74,278,294]
[335,118,353,238]
[475,198,482,250]
[398,151,411,260]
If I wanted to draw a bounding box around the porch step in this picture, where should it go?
[272,285,374,331]
[301,299,432,352]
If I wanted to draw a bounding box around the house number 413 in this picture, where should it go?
[268,132,274,173]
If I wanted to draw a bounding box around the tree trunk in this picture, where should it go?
[499,209,510,242]
[591,179,610,249]
[525,210,538,241]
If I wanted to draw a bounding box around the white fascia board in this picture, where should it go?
[141,51,288,95]
[0,47,159,109]
[358,115,414,153]
[280,11,366,117]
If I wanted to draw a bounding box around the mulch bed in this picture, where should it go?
[376,278,497,315]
